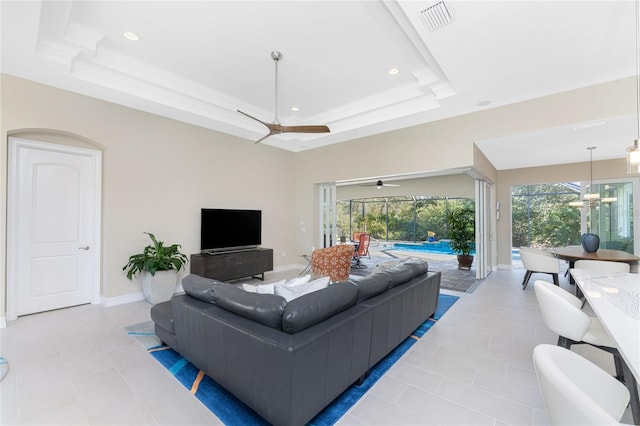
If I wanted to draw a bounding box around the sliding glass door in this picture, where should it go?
[318,183,337,248]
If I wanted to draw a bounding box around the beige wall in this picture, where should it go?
[0,74,297,318]
[337,174,476,200]
[294,112,481,252]
[473,144,497,183]
[1,73,637,321]
[294,76,636,266]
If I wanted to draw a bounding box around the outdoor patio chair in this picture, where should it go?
[352,233,370,269]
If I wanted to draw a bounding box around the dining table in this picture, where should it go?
[551,245,640,288]
[570,268,640,424]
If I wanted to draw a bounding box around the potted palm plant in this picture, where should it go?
[447,206,475,270]
[123,232,188,304]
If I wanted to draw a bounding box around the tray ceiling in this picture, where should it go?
[1,1,637,169]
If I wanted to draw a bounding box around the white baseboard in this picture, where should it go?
[101,292,145,307]
[273,263,305,272]
[0,316,6,329]
[100,266,306,307]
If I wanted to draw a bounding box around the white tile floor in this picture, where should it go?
[0,266,634,425]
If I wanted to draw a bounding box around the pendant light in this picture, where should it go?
[569,147,617,207]
[627,0,640,174]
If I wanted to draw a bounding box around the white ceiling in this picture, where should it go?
[1,1,637,169]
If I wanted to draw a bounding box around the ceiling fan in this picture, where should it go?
[238,51,330,144]
[362,180,400,189]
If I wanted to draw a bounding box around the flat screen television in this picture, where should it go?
[200,208,262,252]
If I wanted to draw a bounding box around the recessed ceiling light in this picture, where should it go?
[477,100,491,107]
[123,31,140,41]
[291,107,299,112]
[388,68,399,75]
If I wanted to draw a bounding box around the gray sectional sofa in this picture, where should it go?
[150,258,441,426]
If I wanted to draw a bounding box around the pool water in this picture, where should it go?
[392,241,475,256]
[391,242,521,261]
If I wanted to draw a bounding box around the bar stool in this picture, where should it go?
[534,280,639,423]
[572,259,630,300]
[533,344,631,425]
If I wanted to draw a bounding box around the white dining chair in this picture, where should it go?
[572,259,630,300]
[533,344,631,425]
[533,279,639,423]
[519,246,561,290]
[574,259,630,273]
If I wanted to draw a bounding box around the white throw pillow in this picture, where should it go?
[274,276,330,302]
[372,260,399,274]
[241,283,257,293]
[284,275,311,287]
[255,279,285,295]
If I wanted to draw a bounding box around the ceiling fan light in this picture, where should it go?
[568,201,585,207]
[601,197,618,203]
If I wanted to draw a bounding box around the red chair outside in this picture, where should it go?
[352,233,370,268]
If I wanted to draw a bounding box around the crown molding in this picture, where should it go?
[33,0,457,150]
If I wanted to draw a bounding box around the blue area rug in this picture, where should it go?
[0,357,8,382]
[147,293,458,425]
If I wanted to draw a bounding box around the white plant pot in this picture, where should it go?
[140,270,177,304]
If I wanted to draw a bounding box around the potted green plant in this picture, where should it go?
[123,232,188,304]
[446,206,475,270]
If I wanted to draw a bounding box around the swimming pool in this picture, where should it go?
[390,241,521,261]
[391,240,475,255]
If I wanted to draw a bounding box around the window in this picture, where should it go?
[586,182,634,252]
[337,196,474,242]
[511,183,580,248]
[512,181,635,254]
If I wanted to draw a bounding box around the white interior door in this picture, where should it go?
[8,138,101,319]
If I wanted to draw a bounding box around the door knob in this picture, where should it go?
[78,246,90,250]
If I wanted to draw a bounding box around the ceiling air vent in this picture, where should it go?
[419,1,454,32]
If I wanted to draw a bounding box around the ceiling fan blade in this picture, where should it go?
[254,133,274,144]
[237,110,279,143]
[280,124,330,134]
[237,110,269,129]
[255,127,283,144]
[238,53,331,144]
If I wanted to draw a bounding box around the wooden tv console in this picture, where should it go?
[190,248,273,282]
